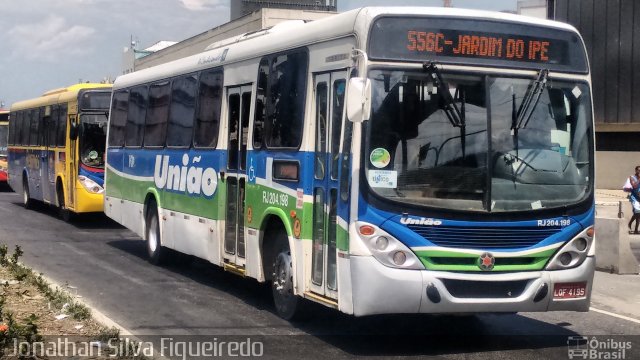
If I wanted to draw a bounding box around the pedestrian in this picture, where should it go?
[623,165,640,234]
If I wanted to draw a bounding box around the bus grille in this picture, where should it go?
[407,224,561,250]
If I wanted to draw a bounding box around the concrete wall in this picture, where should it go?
[594,200,640,274]
[596,151,640,189]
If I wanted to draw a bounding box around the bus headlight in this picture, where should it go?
[545,226,594,271]
[357,222,424,270]
[78,175,104,194]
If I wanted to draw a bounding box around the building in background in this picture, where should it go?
[122,40,177,75]
[549,0,639,188]
[517,0,547,18]
[231,0,337,20]
[123,4,337,73]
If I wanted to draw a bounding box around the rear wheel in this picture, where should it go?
[22,178,32,209]
[146,202,168,265]
[271,230,308,320]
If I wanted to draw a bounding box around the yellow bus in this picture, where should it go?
[8,83,112,220]
[0,109,8,183]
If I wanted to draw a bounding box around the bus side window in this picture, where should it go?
[57,104,68,147]
[144,81,171,147]
[167,74,197,148]
[21,111,30,146]
[29,109,39,146]
[194,69,223,148]
[38,107,46,146]
[125,86,148,147]
[265,50,308,149]
[108,91,128,147]
[48,106,59,147]
[252,59,269,149]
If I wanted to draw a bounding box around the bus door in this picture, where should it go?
[42,106,57,204]
[67,114,77,209]
[223,85,252,267]
[310,71,347,300]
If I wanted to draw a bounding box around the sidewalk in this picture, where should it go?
[595,189,629,203]
[592,189,640,320]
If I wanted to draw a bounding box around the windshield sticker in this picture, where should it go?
[572,86,582,99]
[531,200,543,210]
[370,148,391,168]
[368,170,397,188]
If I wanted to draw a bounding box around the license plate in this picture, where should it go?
[553,282,587,299]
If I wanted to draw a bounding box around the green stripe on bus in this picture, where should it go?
[414,247,557,272]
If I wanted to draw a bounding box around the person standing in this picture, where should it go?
[624,166,640,234]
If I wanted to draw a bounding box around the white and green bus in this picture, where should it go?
[105,7,595,319]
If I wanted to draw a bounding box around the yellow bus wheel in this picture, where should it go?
[56,184,73,222]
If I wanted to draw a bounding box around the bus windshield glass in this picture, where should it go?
[365,69,592,213]
[80,91,111,111]
[0,125,7,157]
[80,114,108,168]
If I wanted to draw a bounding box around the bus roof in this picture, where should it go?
[10,83,112,112]
[113,6,583,90]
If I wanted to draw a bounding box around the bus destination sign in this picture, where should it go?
[406,31,553,63]
[368,17,588,73]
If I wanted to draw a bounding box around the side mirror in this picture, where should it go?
[346,77,371,123]
[69,122,78,140]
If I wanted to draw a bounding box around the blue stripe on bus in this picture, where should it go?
[79,165,104,187]
[357,193,593,252]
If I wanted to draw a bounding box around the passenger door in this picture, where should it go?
[223,85,252,267]
[67,114,77,209]
[310,71,347,300]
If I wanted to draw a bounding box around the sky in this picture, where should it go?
[0,0,519,107]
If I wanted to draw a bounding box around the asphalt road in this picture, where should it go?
[0,187,639,360]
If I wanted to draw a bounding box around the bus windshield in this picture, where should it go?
[0,125,7,157]
[80,113,108,168]
[365,69,592,213]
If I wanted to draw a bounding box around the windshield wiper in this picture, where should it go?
[511,69,549,157]
[423,62,466,157]
[513,69,548,130]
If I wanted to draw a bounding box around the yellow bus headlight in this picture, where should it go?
[78,175,104,194]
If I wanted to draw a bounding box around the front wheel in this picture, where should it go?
[57,185,73,222]
[272,235,308,320]
[146,204,168,265]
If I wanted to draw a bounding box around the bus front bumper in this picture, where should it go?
[350,255,594,316]
[73,186,105,213]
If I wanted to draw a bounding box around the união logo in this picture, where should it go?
[154,154,218,197]
[400,217,442,226]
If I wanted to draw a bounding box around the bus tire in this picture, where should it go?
[271,230,308,321]
[146,203,168,265]
[22,178,32,209]
[57,184,73,222]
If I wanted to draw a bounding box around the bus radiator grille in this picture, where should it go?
[407,224,561,250]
